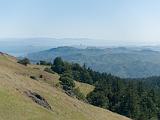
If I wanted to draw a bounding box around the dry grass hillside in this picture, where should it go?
[0,52,131,120]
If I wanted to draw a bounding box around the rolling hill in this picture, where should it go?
[27,46,160,78]
[0,52,130,120]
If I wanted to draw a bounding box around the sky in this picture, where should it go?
[0,0,160,45]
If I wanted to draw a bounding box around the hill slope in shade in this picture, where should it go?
[28,46,160,78]
[0,53,130,120]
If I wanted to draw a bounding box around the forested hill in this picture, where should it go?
[50,57,160,120]
[28,46,160,78]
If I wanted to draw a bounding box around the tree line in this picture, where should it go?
[51,57,160,120]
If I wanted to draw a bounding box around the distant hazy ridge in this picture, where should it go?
[28,46,160,78]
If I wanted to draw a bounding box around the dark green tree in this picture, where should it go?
[51,57,65,74]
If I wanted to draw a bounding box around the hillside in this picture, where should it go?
[27,46,160,78]
[0,52,130,120]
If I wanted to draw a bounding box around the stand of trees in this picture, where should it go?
[50,57,160,120]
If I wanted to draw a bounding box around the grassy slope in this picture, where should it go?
[28,64,94,96]
[74,81,94,97]
[0,53,131,120]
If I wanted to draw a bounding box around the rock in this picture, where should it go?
[30,76,37,80]
[25,90,52,110]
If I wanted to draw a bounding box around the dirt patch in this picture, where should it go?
[25,90,52,110]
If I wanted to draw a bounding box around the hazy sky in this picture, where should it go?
[0,0,160,45]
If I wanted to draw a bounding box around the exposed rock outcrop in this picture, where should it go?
[25,90,52,110]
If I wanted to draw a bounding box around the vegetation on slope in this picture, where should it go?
[0,53,130,120]
[29,64,94,97]
[74,81,94,97]
[51,57,160,120]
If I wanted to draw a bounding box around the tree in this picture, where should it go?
[87,91,109,109]
[53,57,64,66]
[18,58,30,66]
[51,57,65,74]
[80,70,93,84]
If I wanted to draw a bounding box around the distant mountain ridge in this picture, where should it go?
[27,46,160,78]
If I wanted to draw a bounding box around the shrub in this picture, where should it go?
[59,76,75,91]
[39,75,43,78]
[30,76,37,80]
[18,58,30,66]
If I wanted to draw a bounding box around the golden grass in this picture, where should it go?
[75,81,95,96]
[0,53,131,120]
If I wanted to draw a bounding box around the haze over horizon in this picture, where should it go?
[1,37,160,47]
[0,0,160,46]
[1,1,160,120]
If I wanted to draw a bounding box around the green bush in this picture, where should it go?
[18,58,30,66]
[59,76,75,91]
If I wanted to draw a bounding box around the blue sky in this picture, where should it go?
[0,0,160,45]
